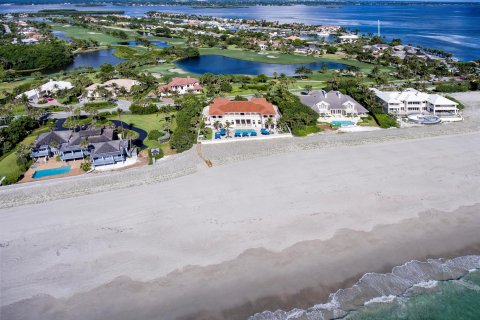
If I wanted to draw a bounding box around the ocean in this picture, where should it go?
[1,2,480,60]
[250,256,480,320]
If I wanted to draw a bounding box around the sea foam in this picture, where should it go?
[249,255,480,320]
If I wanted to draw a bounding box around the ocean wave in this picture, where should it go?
[249,255,480,320]
[419,34,480,49]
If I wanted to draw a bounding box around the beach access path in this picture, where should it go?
[1,92,480,320]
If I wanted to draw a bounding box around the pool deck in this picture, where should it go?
[21,158,84,183]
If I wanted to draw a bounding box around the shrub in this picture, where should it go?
[84,101,115,110]
[80,161,92,172]
[372,113,398,128]
[147,148,153,165]
[170,95,206,152]
[148,129,163,141]
[129,104,158,115]
[292,125,320,136]
[435,82,469,93]
[267,88,318,136]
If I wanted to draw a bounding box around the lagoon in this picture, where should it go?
[176,54,349,76]
[115,40,169,48]
[64,49,124,71]
[2,3,480,60]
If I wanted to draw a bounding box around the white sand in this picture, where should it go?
[1,92,480,319]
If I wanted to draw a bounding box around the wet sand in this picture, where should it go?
[1,93,480,319]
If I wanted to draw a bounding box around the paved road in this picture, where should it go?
[3,24,11,34]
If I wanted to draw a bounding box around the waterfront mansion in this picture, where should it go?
[371,88,459,116]
[158,77,203,96]
[206,97,280,129]
[299,90,368,117]
[30,126,130,168]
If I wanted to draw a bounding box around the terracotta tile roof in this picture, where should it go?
[158,77,201,92]
[209,98,276,116]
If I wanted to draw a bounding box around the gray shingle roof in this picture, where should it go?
[299,90,368,114]
[35,131,70,147]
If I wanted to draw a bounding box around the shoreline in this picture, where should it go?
[1,92,480,319]
[3,205,480,320]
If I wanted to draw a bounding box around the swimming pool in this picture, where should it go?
[32,166,71,179]
[234,129,257,134]
[331,120,355,126]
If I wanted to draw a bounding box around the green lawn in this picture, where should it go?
[197,48,382,73]
[49,23,135,45]
[0,126,50,184]
[109,113,177,148]
[140,63,197,78]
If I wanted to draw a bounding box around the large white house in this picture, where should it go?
[371,88,459,116]
[85,79,140,99]
[158,77,202,96]
[299,90,368,117]
[206,97,280,128]
[16,80,74,100]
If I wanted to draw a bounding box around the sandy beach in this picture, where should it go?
[1,92,480,319]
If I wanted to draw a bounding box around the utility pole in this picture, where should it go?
[378,19,381,37]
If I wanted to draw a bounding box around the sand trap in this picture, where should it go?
[168,68,187,74]
[266,55,278,58]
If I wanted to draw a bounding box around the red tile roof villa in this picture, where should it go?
[209,98,276,116]
[207,98,279,129]
[158,77,202,95]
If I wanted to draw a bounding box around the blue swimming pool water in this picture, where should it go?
[32,166,71,179]
[331,120,355,126]
[234,129,257,134]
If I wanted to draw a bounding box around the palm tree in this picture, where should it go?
[224,120,231,137]
[79,139,89,158]
[213,120,222,131]
[117,107,124,132]
[304,85,313,94]
[265,117,275,131]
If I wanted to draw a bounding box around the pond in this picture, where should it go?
[52,30,71,42]
[115,40,169,48]
[175,55,349,76]
[64,49,124,71]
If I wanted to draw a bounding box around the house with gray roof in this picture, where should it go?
[299,90,368,117]
[30,131,70,158]
[30,126,130,167]
[90,140,129,168]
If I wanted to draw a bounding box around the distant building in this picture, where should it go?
[363,44,390,56]
[85,79,140,99]
[299,90,368,117]
[206,97,280,128]
[371,88,459,116]
[16,80,74,100]
[158,77,202,96]
[338,34,359,43]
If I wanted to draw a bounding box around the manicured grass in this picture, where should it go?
[140,63,197,78]
[111,113,176,132]
[0,126,50,184]
[199,47,322,64]
[113,46,148,59]
[197,48,384,73]
[49,23,135,45]
[152,36,187,47]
